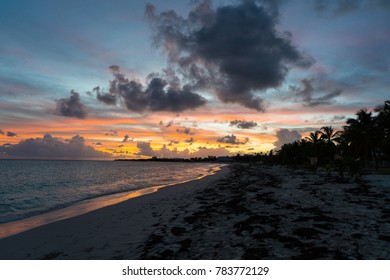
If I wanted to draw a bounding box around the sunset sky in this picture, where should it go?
[0,0,389,159]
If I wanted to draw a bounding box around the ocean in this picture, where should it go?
[0,160,221,225]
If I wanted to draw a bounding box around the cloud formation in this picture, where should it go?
[136,142,156,157]
[135,141,231,158]
[176,127,195,135]
[105,130,118,136]
[0,130,17,137]
[274,128,302,150]
[122,135,134,142]
[147,0,313,111]
[332,114,346,121]
[95,66,206,113]
[159,120,175,127]
[93,86,117,105]
[55,90,88,119]
[184,137,196,144]
[217,134,249,145]
[314,0,390,15]
[230,120,258,129]
[0,134,111,159]
[290,78,341,107]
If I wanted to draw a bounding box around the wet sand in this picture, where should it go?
[0,164,388,259]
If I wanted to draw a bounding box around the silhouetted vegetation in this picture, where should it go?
[273,100,390,176]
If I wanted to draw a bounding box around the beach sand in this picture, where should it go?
[0,164,388,260]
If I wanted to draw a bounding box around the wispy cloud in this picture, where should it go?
[314,0,390,16]
[289,78,342,107]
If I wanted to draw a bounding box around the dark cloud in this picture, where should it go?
[93,86,117,105]
[314,0,328,12]
[333,0,360,15]
[96,66,206,113]
[147,0,313,111]
[176,126,195,135]
[217,134,249,145]
[160,120,175,127]
[0,134,111,159]
[332,114,346,121]
[122,135,134,142]
[314,0,390,15]
[191,146,232,158]
[158,145,190,158]
[105,130,118,136]
[95,142,103,146]
[55,90,88,119]
[0,130,17,137]
[184,137,196,144]
[144,2,156,19]
[166,121,174,127]
[230,120,258,129]
[168,140,180,146]
[135,142,156,157]
[290,78,341,107]
[274,128,302,150]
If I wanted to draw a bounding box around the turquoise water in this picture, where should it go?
[0,160,219,224]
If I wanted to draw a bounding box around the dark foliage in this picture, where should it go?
[272,100,390,173]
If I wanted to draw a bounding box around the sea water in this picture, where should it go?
[0,160,220,224]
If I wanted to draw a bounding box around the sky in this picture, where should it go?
[0,0,389,159]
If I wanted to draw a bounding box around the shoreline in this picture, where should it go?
[0,163,388,260]
[0,164,225,240]
[0,165,230,259]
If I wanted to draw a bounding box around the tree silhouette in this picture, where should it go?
[344,109,379,166]
[274,100,390,171]
[374,100,390,162]
[320,126,341,145]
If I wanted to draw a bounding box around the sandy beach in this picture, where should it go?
[0,163,388,260]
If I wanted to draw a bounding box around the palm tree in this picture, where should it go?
[304,130,324,165]
[320,126,341,145]
[344,109,379,166]
[375,100,390,118]
[306,130,323,145]
[319,126,342,162]
[374,100,390,162]
[375,100,390,133]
